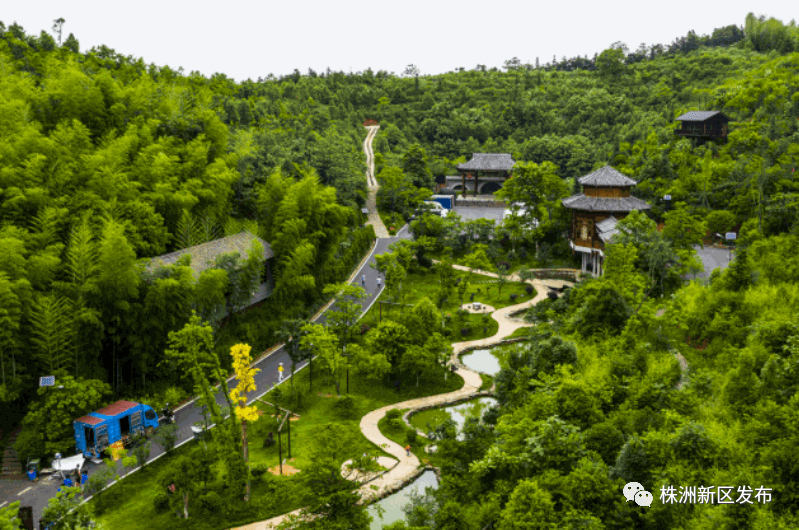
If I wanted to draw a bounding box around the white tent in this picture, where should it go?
[51,453,86,476]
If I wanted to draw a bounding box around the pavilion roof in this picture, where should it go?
[562,194,651,212]
[457,153,516,171]
[675,111,731,122]
[578,166,637,187]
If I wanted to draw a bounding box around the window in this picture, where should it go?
[581,223,588,240]
[145,409,156,421]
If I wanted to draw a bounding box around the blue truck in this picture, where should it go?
[73,400,159,458]
[430,195,454,210]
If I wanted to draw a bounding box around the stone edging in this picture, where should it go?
[451,337,531,371]
[359,466,443,505]
[356,458,400,487]
[402,391,495,437]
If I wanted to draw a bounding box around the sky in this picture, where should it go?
[3,1,796,83]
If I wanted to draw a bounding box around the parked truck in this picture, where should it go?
[73,400,159,458]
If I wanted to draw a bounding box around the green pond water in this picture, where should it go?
[460,348,502,375]
[409,396,498,440]
[367,469,438,530]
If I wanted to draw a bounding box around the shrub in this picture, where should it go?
[334,395,357,419]
[385,409,402,420]
[418,254,433,268]
[360,324,371,335]
[153,491,170,513]
[525,285,534,294]
[510,294,518,301]
[197,490,223,515]
[461,327,471,336]
[405,429,418,445]
[389,418,405,431]
[250,463,270,480]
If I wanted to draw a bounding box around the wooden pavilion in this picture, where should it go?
[674,111,731,141]
[445,153,516,196]
[562,166,651,276]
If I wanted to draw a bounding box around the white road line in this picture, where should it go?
[18,487,32,495]
[0,501,7,508]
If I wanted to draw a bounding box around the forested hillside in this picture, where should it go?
[1,12,799,529]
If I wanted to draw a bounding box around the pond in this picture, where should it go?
[368,469,439,530]
[460,348,502,375]
[409,397,498,440]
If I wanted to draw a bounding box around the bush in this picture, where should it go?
[461,327,471,336]
[334,395,357,419]
[389,417,406,431]
[196,490,223,515]
[510,294,518,301]
[405,429,418,445]
[525,285,534,294]
[153,491,170,513]
[250,463,270,480]
[385,409,402,420]
[417,254,433,268]
[360,324,371,335]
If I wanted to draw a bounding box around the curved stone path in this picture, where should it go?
[233,268,571,530]
[362,125,389,238]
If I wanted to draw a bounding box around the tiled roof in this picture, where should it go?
[457,153,516,171]
[596,216,619,243]
[562,194,651,212]
[75,415,103,426]
[146,231,274,279]
[675,111,730,122]
[578,166,637,187]
[94,400,139,418]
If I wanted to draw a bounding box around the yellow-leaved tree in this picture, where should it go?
[229,343,261,502]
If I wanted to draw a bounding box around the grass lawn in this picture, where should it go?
[90,358,464,530]
[360,268,537,342]
[478,373,494,391]
[407,397,495,441]
[428,250,580,277]
[505,326,536,340]
[376,411,444,469]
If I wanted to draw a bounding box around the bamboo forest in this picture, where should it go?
[1,11,799,530]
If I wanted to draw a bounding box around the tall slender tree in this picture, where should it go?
[229,343,261,502]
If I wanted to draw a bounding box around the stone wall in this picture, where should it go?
[359,465,443,505]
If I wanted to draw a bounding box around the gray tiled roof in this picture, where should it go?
[596,216,619,243]
[596,216,618,232]
[562,194,651,212]
[675,111,730,122]
[146,231,274,279]
[457,153,516,171]
[578,166,637,187]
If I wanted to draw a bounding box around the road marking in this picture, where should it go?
[18,487,32,495]
[0,501,6,507]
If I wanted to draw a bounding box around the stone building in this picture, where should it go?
[562,166,651,276]
[444,153,516,195]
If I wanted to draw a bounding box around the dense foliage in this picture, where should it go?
[3,10,799,529]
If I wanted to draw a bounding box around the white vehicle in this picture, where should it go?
[503,203,538,229]
[420,201,450,217]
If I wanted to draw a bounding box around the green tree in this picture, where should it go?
[301,323,343,392]
[40,486,97,530]
[401,144,434,189]
[161,311,218,394]
[0,500,22,530]
[497,479,558,530]
[366,321,411,373]
[322,283,367,351]
[14,375,112,465]
[596,47,626,79]
[276,318,307,388]
[0,273,22,386]
[400,345,436,387]
[95,218,140,392]
[153,422,179,455]
[705,210,736,237]
[495,161,568,256]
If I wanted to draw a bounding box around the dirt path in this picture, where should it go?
[362,126,389,238]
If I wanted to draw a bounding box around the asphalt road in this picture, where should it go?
[685,244,734,280]
[0,236,400,527]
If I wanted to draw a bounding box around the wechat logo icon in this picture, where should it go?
[623,482,653,507]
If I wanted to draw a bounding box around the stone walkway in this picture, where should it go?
[230,265,562,530]
[363,125,389,238]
